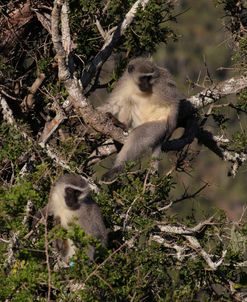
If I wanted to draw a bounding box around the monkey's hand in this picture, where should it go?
[100,166,123,184]
[105,112,128,132]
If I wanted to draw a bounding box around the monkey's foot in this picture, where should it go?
[100,166,123,184]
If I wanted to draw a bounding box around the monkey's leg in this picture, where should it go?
[101,120,170,182]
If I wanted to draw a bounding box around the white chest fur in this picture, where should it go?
[130,95,172,128]
[49,188,79,228]
[110,80,174,129]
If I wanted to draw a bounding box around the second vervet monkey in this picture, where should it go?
[40,173,108,263]
[98,57,184,181]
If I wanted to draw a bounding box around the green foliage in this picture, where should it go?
[69,0,176,60]
[231,131,247,152]
[0,123,30,162]
[123,1,176,55]
[237,89,247,112]
[37,57,53,73]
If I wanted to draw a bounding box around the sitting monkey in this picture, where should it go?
[35,173,108,263]
[98,57,184,181]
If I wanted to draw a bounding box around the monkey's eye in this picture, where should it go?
[140,75,152,82]
[128,64,135,73]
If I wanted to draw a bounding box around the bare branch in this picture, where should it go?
[150,235,190,261]
[42,144,71,170]
[35,11,51,34]
[0,96,15,125]
[39,100,67,145]
[87,139,116,166]
[157,216,214,235]
[188,75,247,109]
[22,73,45,110]
[185,235,227,270]
[61,0,72,55]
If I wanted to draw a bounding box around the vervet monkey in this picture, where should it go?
[36,174,108,263]
[98,57,184,181]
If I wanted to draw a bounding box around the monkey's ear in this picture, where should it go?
[128,64,135,73]
[64,187,81,209]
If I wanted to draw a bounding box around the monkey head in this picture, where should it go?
[57,174,91,210]
[127,58,160,93]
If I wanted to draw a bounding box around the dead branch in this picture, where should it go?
[22,200,35,227]
[35,11,51,34]
[150,235,190,261]
[196,128,247,176]
[157,216,214,235]
[42,144,71,170]
[188,74,247,109]
[185,235,227,270]
[87,139,117,166]
[0,96,15,125]
[39,99,67,145]
[0,95,71,170]
[152,217,228,270]
[39,112,66,145]
[22,73,45,110]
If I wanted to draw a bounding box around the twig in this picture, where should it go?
[172,183,209,204]
[39,109,66,145]
[185,235,227,270]
[150,235,190,261]
[95,18,106,39]
[35,11,52,34]
[123,196,140,230]
[22,73,45,110]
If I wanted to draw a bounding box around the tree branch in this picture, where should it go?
[188,75,247,109]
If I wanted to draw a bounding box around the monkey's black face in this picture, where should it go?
[128,61,160,93]
[64,187,87,210]
[138,75,153,92]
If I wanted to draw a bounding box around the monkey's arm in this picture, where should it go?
[101,120,172,182]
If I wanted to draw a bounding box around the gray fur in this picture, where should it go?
[98,57,184,181]
[47,173,108,262]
